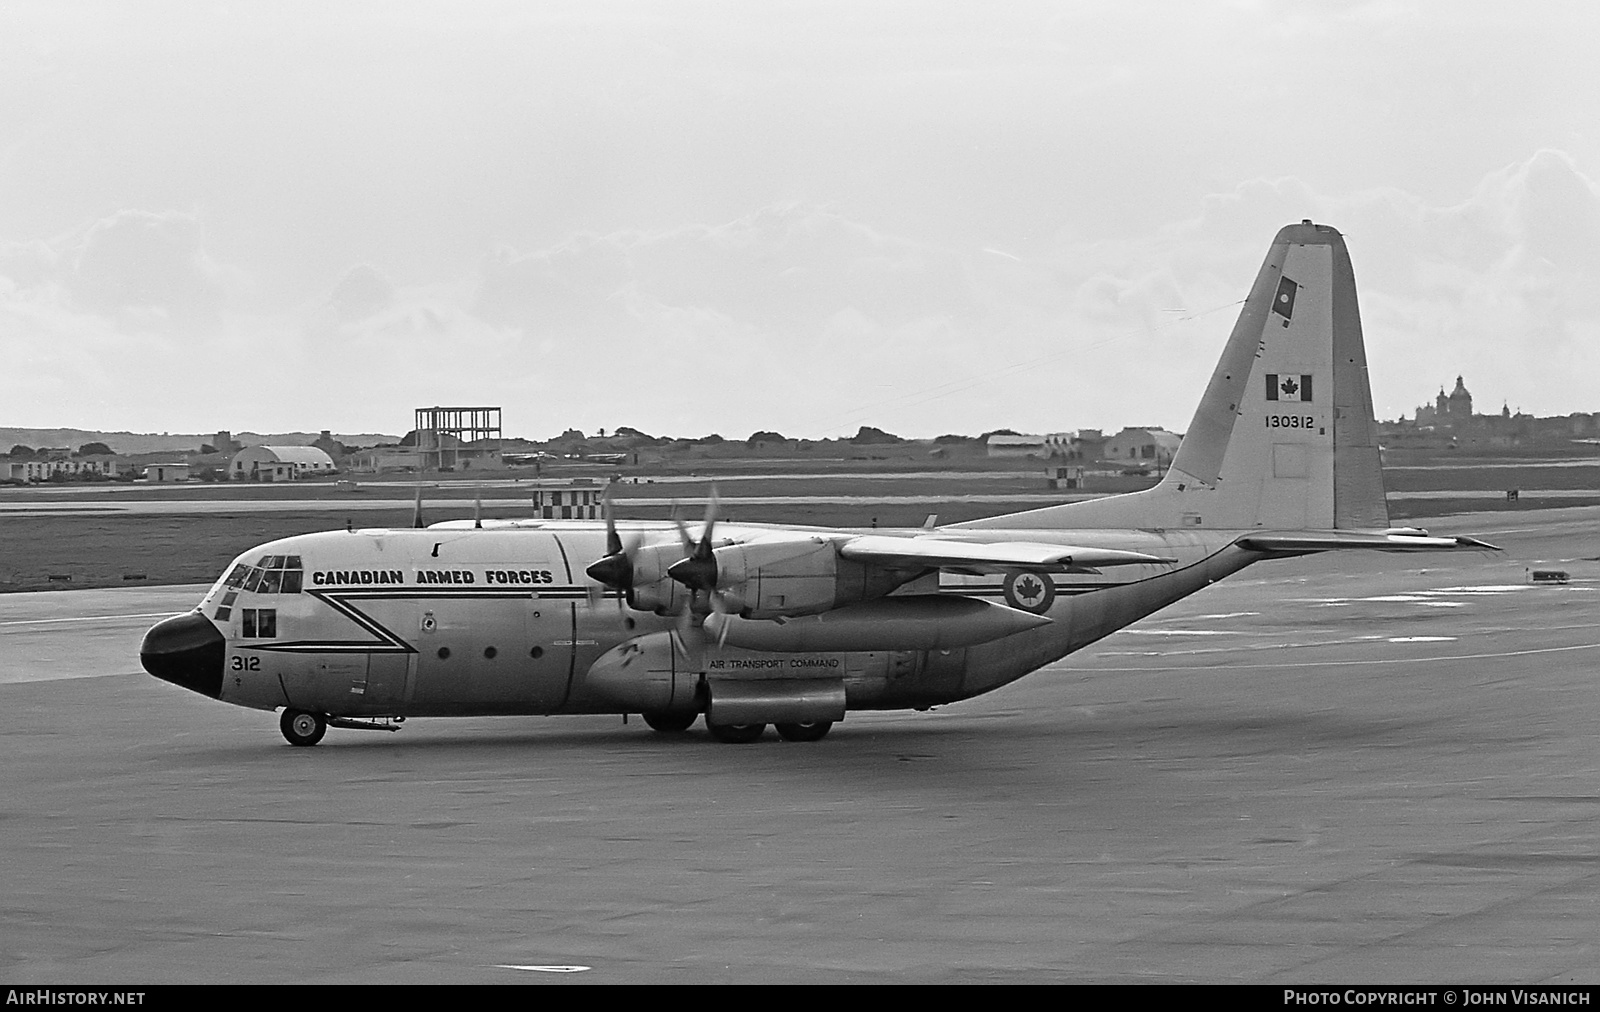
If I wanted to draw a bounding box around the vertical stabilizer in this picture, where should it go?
[956,221,1390,532]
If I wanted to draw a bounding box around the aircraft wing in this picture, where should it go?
[837,535,1176,574]
[1236,530,1500,553]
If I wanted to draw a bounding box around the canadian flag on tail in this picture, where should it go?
[1265,373,1313,402]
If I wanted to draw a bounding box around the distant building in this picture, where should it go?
[986,434,1047,458]
[989,429,1116,461]
[414,406,503,470]
[1387,376,1600,453]
[230,445,337,481]
[347,447,426,473]
[1414,376,1474,428]
[1104,427,1181,467]
[349,433,502,473]
[5,453,126,482]
[1044,429,1107,461]
[312,430,345,459]
[146,463,190,482]
[213,430,241,455]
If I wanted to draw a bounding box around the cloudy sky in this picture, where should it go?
[2,1,1597,440]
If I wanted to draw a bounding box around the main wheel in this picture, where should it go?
[280,708,327,747]
[641,710,698,733]
[706,721,766,744]
[775,721,833,742]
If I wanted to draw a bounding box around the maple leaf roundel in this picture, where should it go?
[1003,570,1056,614]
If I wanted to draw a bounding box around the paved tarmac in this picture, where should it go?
[1,509,1597,983]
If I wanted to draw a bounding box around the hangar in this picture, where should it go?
[230,445,337,481]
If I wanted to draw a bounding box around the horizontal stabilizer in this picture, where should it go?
[1236,530,1500,553]
[839,535,1175,572]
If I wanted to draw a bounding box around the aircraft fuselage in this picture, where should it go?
[175,522,1250,720]
[140,222,1490,746]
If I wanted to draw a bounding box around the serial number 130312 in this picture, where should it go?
[1265,415,1315,429]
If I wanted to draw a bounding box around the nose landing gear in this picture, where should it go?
[280,708,327,747]
[641,710,699,734]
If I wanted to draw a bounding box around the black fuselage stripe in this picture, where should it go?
[304,588,594,599]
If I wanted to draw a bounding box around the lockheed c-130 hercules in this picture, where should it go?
[141,221,1495,746]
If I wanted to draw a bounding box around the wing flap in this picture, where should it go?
[838,535,1174,572]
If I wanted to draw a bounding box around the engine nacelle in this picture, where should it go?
[711,536,908,619]
[584,632,700,714]
[623,543,694,615]
[703,595,1050,652]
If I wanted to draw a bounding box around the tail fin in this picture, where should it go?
[958,221,1389,532]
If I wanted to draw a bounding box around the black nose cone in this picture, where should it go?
[141,612,226,699]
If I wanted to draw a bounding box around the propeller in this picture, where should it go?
[665,487,743,650]
[584,484,637,606]
[583,484,740,656]
[666,487,720,598]
[410,479,425,529]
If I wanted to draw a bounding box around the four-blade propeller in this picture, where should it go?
[583,485,739,659]
[583,486,637,600]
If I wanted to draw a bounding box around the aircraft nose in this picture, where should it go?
[140,611,226,699]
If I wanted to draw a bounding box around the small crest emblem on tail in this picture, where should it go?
[1272,275,1299,319]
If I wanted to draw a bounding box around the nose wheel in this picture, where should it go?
[641,710,699,733]
[280,708,328,747]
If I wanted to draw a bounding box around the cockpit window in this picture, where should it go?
[234,555,304,596]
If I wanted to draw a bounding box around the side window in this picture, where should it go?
[241,608,277,638]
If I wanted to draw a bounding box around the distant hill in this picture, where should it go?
[0,428,401,455]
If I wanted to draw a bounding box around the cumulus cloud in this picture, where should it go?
[321,263,398,323]
[0,208,261,428]
[67,209,237,329]
[4,152,1598,436]
[302,159,1600,434]
[475,204,976,336]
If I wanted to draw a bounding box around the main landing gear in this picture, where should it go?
[706,721,767,744]
[280,708,327,747]
[701,720,835,743]
[646,714,836,743]
[775,721,833,742]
